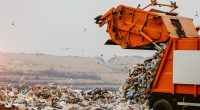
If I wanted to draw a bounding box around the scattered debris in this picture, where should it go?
[0,51,163,110]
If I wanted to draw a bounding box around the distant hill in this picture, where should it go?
[0,52,145,90]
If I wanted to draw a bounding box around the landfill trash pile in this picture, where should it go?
[0,51,163,110]
[0,85,130,110]
[119,50,163,109]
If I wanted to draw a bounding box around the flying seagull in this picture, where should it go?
[195,10,199,16]
[83,28,87,33]
[83,27,91,33]
[18,75,25,87]
[11,21,16,26]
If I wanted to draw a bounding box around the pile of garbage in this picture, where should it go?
[0,51,163,110]
[0,85,133,110]
[119,50,163,109]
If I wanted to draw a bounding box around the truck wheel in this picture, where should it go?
[153,99,173,110]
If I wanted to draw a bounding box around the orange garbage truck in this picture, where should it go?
[95,0,200,110]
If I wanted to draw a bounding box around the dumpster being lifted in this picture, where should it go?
[95,0,200,109]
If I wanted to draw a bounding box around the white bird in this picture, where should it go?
[83,27,91,33]
[18,75,25,87]
[65,48,69,50]
[11,21,16,26]
[48,82,54,86]
[195,10,199,16]
[69,85,72,89]
[20,75,24,83]
[96,61,101,65]
[61,48,69,51]
[97,56,105,62]
[83,28,87,33]
[67,79,73,83]
[65,72,71,76]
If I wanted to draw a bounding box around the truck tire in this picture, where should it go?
[153,99,173,110]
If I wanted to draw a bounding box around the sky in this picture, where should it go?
[0,0,199,59]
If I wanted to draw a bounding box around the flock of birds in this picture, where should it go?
[10,9,199,88]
